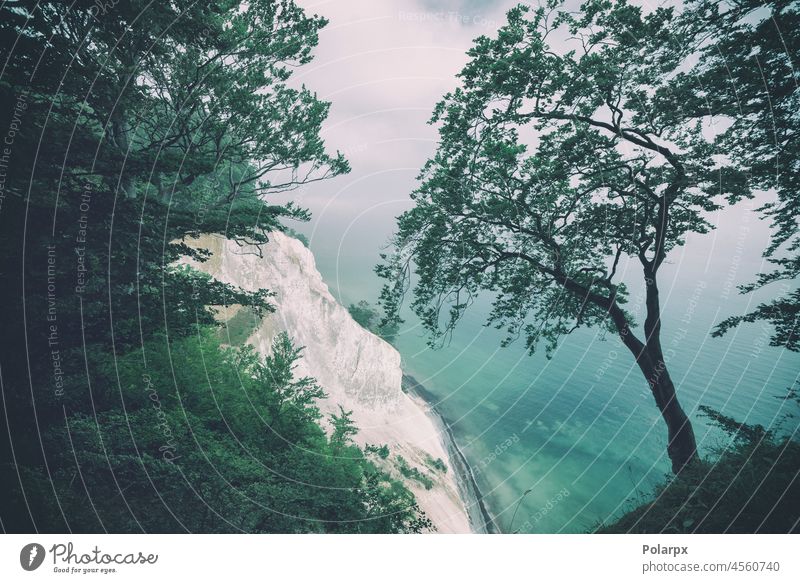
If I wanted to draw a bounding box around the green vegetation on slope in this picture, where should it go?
[10,330,432,533]
[396,455,435,490]
[347,300,399,344]
[598,402,800,534]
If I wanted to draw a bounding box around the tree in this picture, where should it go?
[348,300,379,330]
[0,0,348,358]
[669,0,799,351]
[379,0,763,473]
[0,1,348,531]
[330,406,359,450]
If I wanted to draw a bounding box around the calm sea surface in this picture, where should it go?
[301,199,799,533]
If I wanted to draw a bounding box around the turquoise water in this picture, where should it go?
[295,197,799,533]
[273,0,799,534]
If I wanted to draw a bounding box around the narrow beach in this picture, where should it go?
[402,374,500,534]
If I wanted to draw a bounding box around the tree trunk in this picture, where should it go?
[615,323,698,473]
[608,268,698,473]
[111,52,137,200]
[542,258,699,473]
[642,268,698,473]
[638,345,698,473]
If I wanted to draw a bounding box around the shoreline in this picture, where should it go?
[402,374,500,534]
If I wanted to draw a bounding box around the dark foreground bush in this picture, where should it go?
[598,406,799,533]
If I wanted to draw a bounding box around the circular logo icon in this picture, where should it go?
[20,543,46,571]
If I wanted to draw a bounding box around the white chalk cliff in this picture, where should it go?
[188,232,472,533]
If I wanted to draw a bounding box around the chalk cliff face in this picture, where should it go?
[189,232,471,533]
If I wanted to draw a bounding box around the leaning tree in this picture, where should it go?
[379,1,760,473]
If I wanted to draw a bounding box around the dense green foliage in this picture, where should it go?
[0,0,345,361]
[365,444,391,460]
[680,0,799,350]
[599,400,800,533]
[0,0,430,533]
[14,330,431,533]
[425,455,448,474]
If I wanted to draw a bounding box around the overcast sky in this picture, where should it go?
[285,0,520,301]
[284,0,774,314]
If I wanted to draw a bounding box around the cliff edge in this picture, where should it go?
[188,232,472,533]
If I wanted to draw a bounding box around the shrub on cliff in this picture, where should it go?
[347,300,399,343]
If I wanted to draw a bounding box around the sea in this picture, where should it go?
[297,197,799,534]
